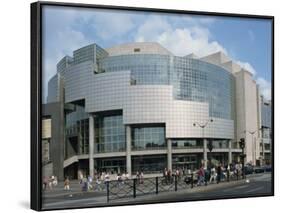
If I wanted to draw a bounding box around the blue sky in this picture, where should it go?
[42,5,272,102]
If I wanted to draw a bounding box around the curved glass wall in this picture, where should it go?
[100,54,235,120]
[100,54,170,85]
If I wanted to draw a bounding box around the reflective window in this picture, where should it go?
[132,155,167,174]
[172,139,203,149]
[132,126,166,151]
[95,157,126,174]
[94,114,125,153]
[211,139,229,149]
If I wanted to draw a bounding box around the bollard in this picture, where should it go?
[156,177,158,194]
[133,179,136,198]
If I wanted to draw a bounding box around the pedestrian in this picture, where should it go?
[209,166,217,183]
[140,171,144,184]
[81,177,88,192]
[87,175,93,190]
[136,171,140,184]
[217,163,222,184]
[64,177,70,190]
[94,175,102,191]
[197,166,205,186]
[48,176,53,190]
[43,176,48,190]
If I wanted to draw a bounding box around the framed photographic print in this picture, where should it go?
[31,1,274,211]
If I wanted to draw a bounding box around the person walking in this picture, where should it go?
[209,166,217,183]
[64,177,70,190]
[87,175,93,190]
[217,163,222,184]
[197,166,205,186]
[43,176,48,190]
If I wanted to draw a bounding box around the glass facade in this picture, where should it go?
[94,114,126,153]
[172,154,200,170]
[131,126,166,151]
[172,139,203,149]
[261,102,271,128]
[100,54,170,85]
[95,157,126,174]
[99,54,234,120]
[172,57,235,119]
[211,139,229,149]
[132,155,167,174]
[65,105,89,155]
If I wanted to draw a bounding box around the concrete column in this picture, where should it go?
[228,140,232,164]
[203,139,207,168]
[167,139,172,171]
[89,115,95,177]
[126,125,132,176]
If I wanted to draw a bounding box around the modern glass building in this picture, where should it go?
[43,42,268,180]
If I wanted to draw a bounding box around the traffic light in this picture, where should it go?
[239,138,245,149]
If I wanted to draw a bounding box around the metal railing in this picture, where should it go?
[106,171,248,202]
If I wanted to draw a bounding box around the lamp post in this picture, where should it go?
[193,119,213,168]
[239,138,246,179]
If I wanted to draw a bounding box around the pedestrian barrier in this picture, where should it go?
[106,172,247,202]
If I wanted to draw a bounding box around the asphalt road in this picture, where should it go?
[41,172,272,210]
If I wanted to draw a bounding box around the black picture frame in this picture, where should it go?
[31,1,274,211]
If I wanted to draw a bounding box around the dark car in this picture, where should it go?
[253,166,265,173]
[244,165,254,175]
[263,165,272,172]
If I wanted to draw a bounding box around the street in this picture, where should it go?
[42,172,272,210]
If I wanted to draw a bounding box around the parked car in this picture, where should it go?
[244,165,254,175]
[263,165,272,172]
[253,166,265,173]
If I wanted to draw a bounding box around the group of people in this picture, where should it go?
[42,175,58,190]
[196,162,244,186]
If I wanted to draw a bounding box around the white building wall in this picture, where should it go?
[235,70,260,164]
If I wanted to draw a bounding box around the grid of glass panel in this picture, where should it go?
[100,54,170,85]
[262,103,271,128]
[132,155,167,174]
[65,105,89,155]
[131,126,166,151]
[94,115,125,153]
[172,154,199,170]
[171,57,235,119]
[99,54,235,120]
[95,157,126,174]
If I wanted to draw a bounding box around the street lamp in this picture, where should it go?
[193,119,213,168]
[239,138,246,179]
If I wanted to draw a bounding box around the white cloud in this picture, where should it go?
[256,77,272,100]
[134,16,227,57]
[236,60,257,75]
